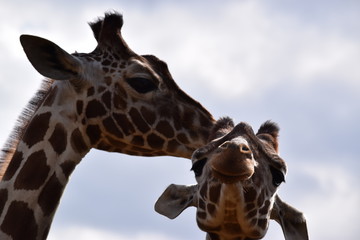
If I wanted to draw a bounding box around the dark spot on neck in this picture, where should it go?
[0,189,8,214]
[102,116,124,139]
[209,184,221,204]
[85,100,107,118]
[101,91,112,109]
[244,187,257,203]
[86,125,101,146]
[49,123,67,155]
[23,112,52,148]
[140,107,156,125]
[2,151,23,181]
[147,133,165,150]
[60,160,76,179]
[14,150,49,190]
[156,120,175,138]
[129,108,150,133]
[70,128,89,154]
[1,201,38,240]
[131,135,144,146]
[87,87,95,97]
[38,173,64,216]
[112,113,135,136]
[76,100,84,115]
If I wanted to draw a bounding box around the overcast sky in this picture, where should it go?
[0,0,359,239]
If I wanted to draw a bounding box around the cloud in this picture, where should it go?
[113,0,360,100]
[48,225,182,240]
[0,1,359,240]
[286,162,360,240]
[2,0,358,103]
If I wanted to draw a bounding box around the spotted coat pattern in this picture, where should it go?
[0,12,215,240]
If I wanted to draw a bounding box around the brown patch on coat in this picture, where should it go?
[166,139,181,153]
[14,150,49,190]
[49,123,67,155]
[85,100,107,118]
[103,116,124,138]
[86,125,101,145]
[70,129,88,154]
[129,108,150,133]
[76,100,84,115]
[0,189,8,214]
[60,160,76,179]
[131,135,144,146]
[2,151,23,181]
[1,201,38,240]
[113,113,135,136]
[244,187,257,203]
[101,91,112,109]
[22,112,52,147]
[140,107,156,125]
[209,184,221,204]
[38,173,64,216]
[147,133,165,150]
[156,120,175,138]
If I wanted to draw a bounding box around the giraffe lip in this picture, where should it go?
[211,168,251,184]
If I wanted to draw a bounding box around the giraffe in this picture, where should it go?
[0,12,216,240]
[155,117,309,240]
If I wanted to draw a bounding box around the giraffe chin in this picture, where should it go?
[212,168,252,184]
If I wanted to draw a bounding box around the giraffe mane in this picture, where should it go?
[0,79,53,179]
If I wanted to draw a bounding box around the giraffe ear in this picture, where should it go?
[155,184,197,219]
[20,34,82,80]
[271,195,309,240]
[257,120,280,152]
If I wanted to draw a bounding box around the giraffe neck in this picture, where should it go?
[0,86,90,240]
[0,80,214,239]
[197,181,272,240]
[206,232,256,240]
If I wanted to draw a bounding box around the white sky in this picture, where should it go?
[0,0,359,239]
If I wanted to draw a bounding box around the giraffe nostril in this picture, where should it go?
[240,144,251,153]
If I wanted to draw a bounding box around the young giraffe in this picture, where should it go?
[156,117,308,240]
[0,12,215,240]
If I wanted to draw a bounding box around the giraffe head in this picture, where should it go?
[18,12,214,159]
[155,117,308,240]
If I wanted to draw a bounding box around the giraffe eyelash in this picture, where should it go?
[125,77,158,94]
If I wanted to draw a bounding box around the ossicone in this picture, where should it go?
[89,11,134,58]
[89,11,124,42]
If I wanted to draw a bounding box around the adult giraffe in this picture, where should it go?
[0,12,215,240]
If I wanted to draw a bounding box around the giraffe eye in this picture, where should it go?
[270,166,285,187]
[191,158,207,177]
[126,77,158,94]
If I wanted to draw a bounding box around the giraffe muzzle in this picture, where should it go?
[210,141,255,184]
